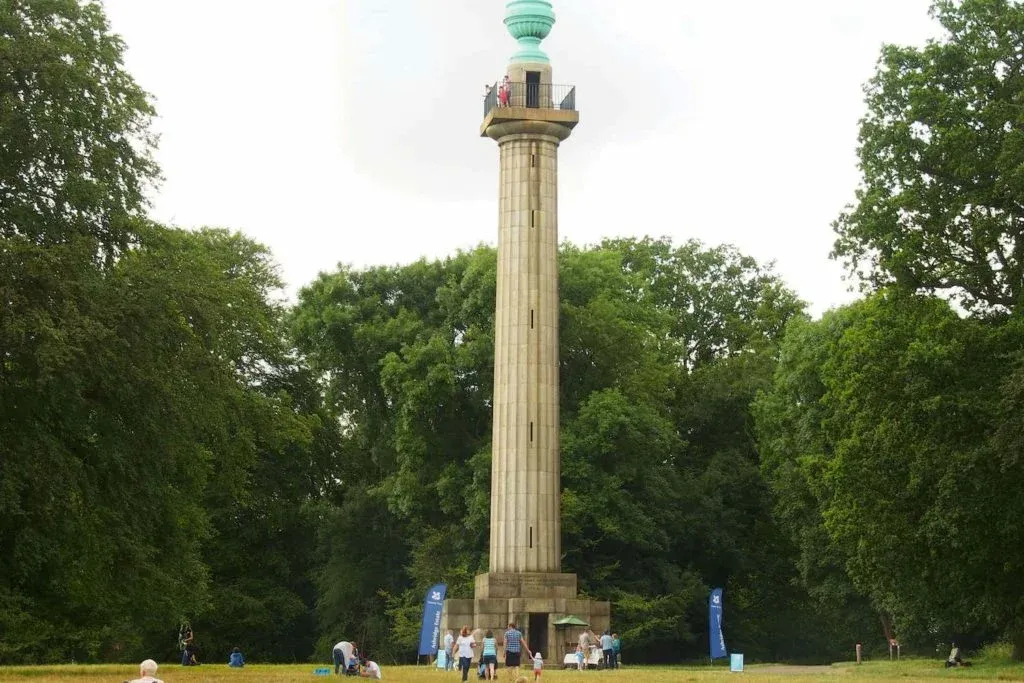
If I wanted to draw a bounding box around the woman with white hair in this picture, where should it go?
[129,659,163,683]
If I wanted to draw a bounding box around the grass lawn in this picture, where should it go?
[2,659,1024,683]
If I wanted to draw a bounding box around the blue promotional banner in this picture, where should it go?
[417,583,447,656]
[709,588,728,660]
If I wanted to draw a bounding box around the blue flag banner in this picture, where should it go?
[417,583,447,656]
[709,587,728,660]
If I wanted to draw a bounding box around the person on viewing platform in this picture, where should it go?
[499,75,511,107]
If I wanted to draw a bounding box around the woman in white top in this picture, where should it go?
[455,625,476,682]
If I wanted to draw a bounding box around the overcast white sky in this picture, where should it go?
[101,0,939,316]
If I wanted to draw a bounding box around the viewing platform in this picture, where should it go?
[480,81,579,136]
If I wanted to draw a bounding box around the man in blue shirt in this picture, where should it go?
[503,622,531,681]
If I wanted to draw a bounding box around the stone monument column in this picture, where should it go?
[442,0,609,665]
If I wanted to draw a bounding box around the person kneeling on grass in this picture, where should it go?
[359,658,382,679]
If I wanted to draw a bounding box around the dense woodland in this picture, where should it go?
[2,0,1023,666]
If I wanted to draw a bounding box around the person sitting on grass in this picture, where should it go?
[128,659,163,683]
[228,646,244,667]
[360,658,382,679]
[945,642,971,668]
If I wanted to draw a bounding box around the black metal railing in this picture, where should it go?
[483,82,577,118]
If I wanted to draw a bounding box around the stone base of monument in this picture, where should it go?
[442,573,610,667]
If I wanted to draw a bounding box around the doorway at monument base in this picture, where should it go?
[441,573,610,667]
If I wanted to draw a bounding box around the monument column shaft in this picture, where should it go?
[490,132,561,574]
[443,5,609,659]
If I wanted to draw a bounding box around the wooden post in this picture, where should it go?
[856,642,863,664]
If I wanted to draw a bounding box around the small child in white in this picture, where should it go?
[532,651,543,681]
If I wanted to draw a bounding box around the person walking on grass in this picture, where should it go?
[503,621,531,681]
[481,629,498,680]
[600,630,613,668]
[456,625,476,682]
[444,628,455,671]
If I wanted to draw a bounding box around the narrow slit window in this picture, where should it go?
[530,210,536,227]
[530,309,534,329]
[529,421,534,442]
[529,526,533,548]
[531,153,536,168]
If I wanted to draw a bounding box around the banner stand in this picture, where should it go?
[709,588,728,662]
[416,583,448,660]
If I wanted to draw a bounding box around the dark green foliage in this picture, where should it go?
[0,0,158,256]
[293,237,824,663]
[0,0,330,663]
[757,292,1024,657]
[17,0,1024,668]
[822,0,1024,660]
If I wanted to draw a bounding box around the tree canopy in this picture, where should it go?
[757,292,1024,656]
[832,0,1024,315]
[6,0,1024,668]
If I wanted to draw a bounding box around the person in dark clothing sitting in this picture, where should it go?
[945,643,971,668]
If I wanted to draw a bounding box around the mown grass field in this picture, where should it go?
[3,658,1024,683]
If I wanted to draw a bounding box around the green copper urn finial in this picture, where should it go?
[504,0,555,64]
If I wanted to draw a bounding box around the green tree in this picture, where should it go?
[293,251,496,661]
[0,0,157,255]
[1,0,340,663]
[758,292,1024,657]
[295,238,812,663]
[833,0,1024,314]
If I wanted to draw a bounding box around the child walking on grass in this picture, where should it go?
[532,652,543,681]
